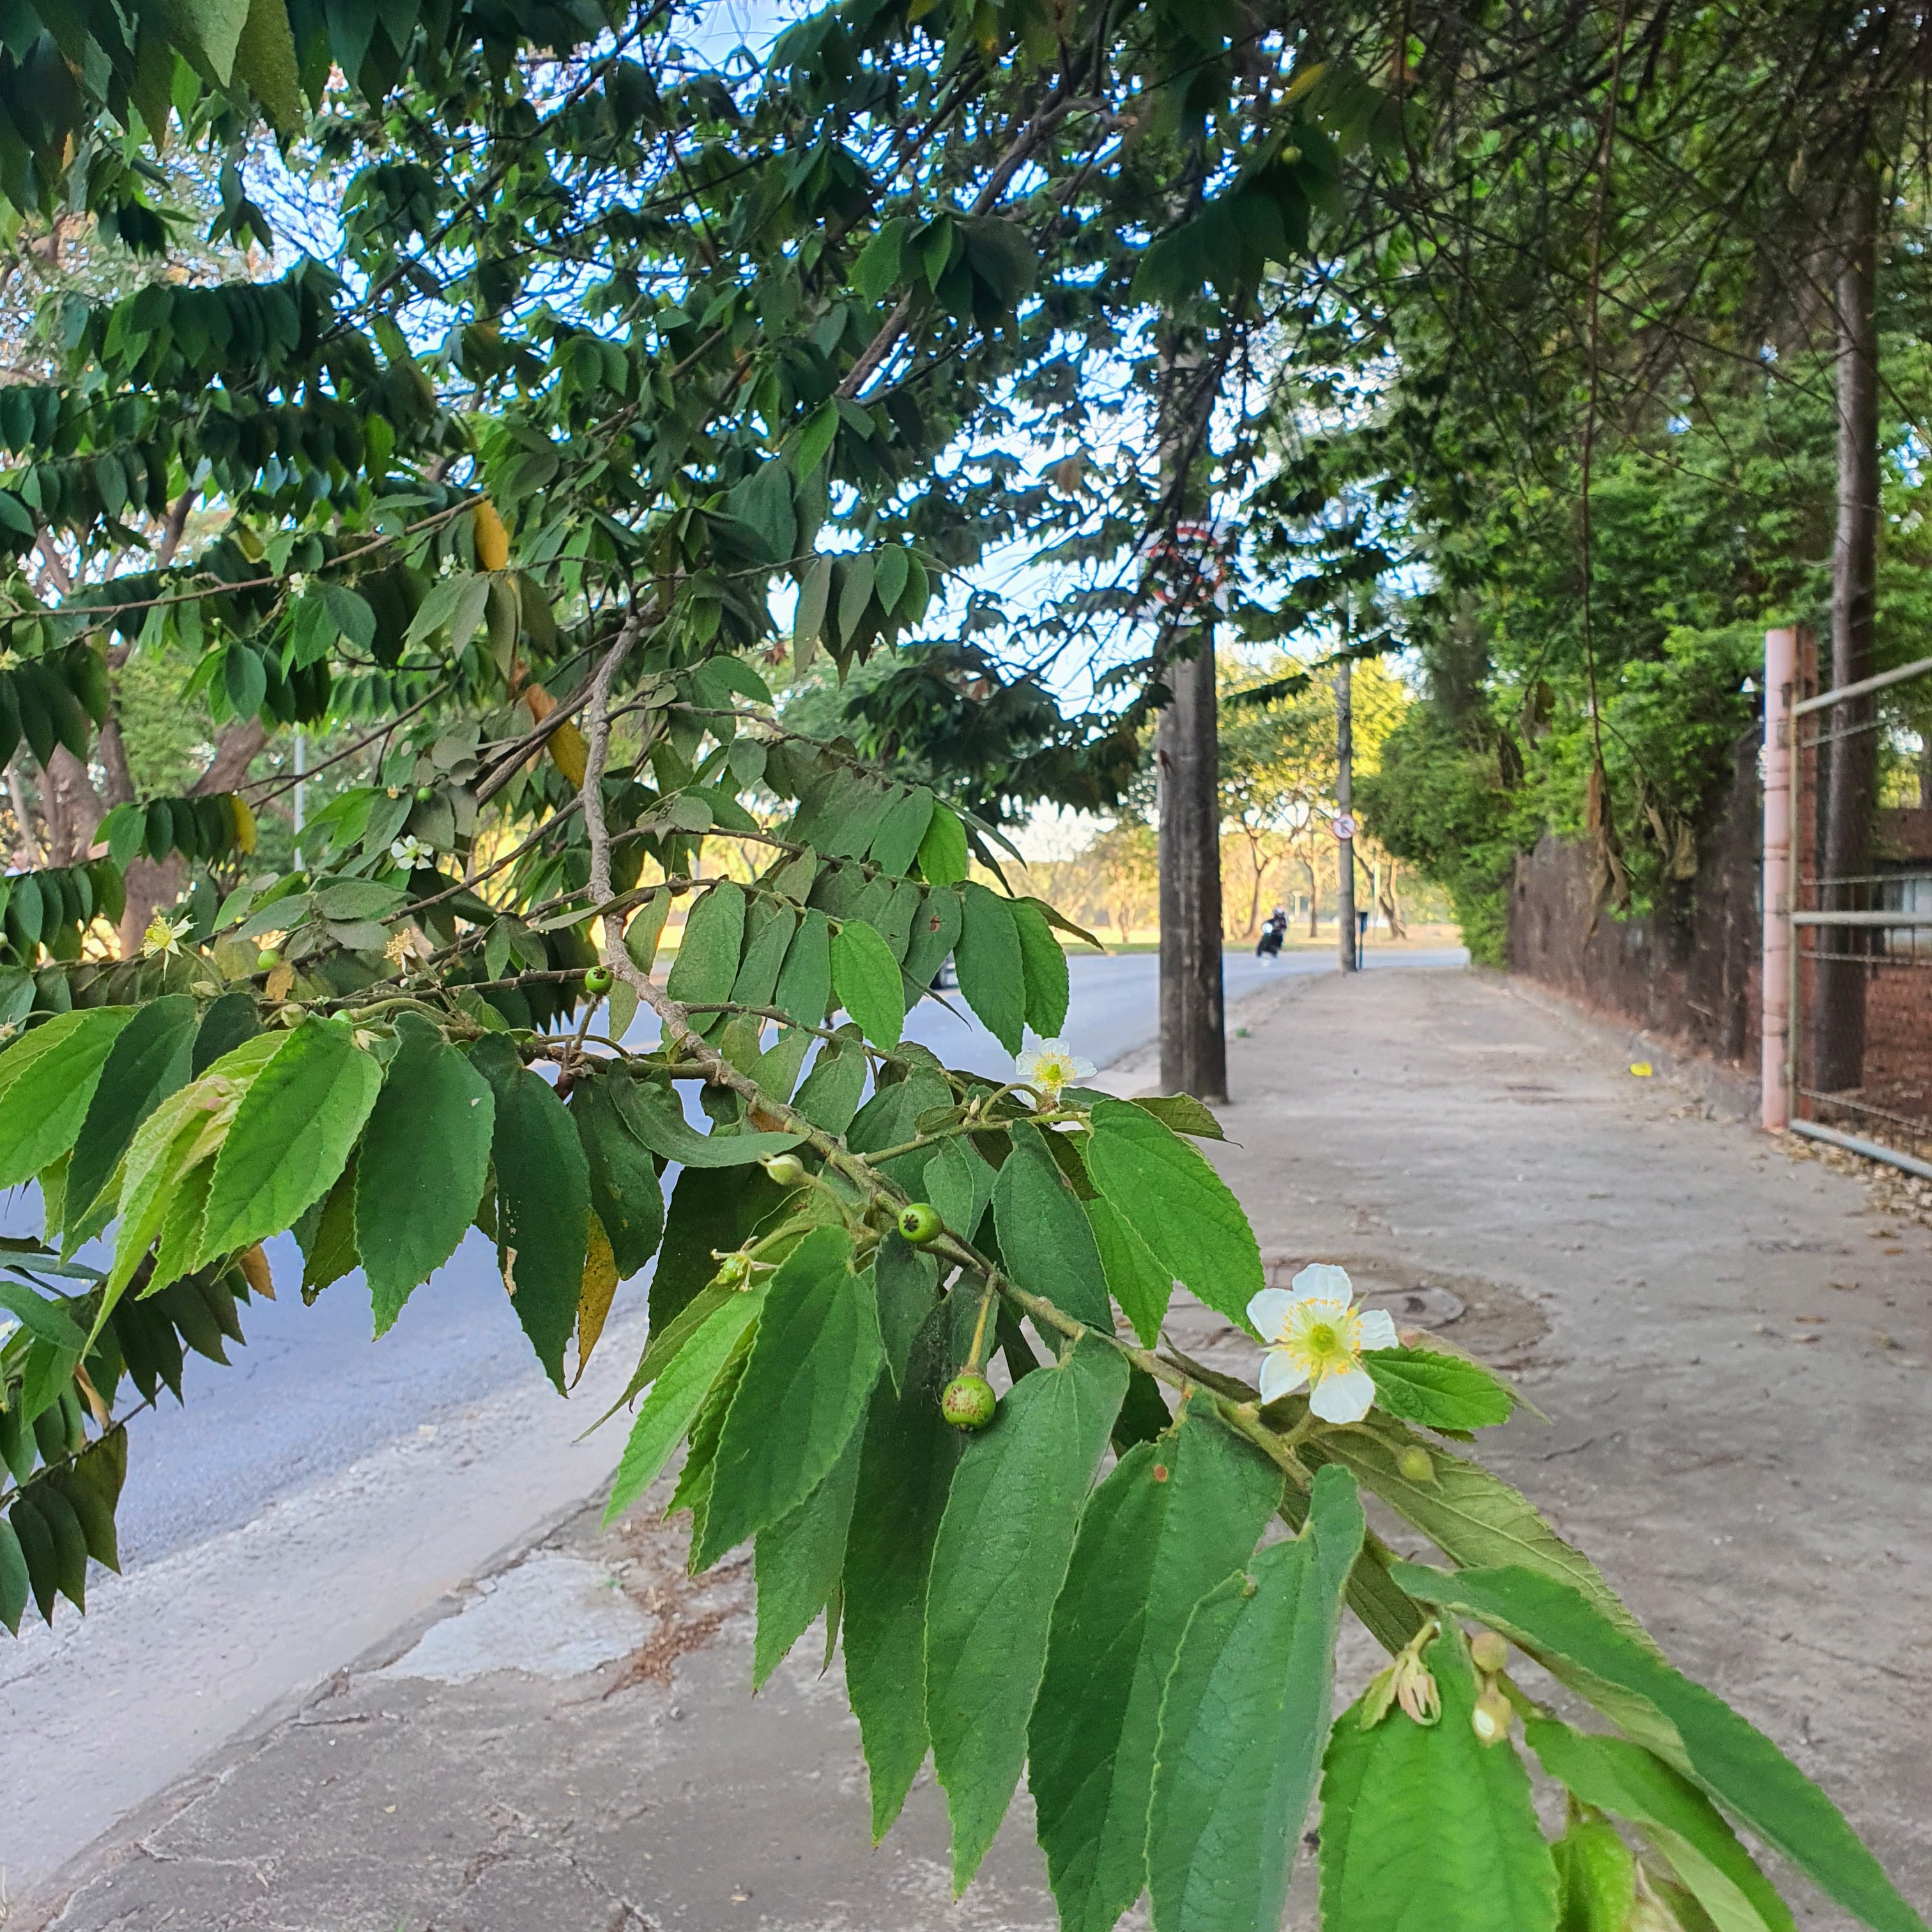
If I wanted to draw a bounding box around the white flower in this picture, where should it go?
[390,834,435,869]
[142,910,194,958]
[384,926,430,968]
[1247,1262,1400,1425]
[1015,1036,1096,1103]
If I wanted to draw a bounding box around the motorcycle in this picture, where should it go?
[1255,910,1287,960]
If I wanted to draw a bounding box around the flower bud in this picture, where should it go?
[1469,1630,1509,1675]
[714,1252,753,1289]
[1393,1653,1441,1726]
[1471,1685,1514,1745]
[1396,1445,1436,1483]
[762,1153,807,1188]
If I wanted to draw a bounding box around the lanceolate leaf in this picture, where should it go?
[666,880,747,1008]
[471,1037,590,1392]
[753,1419,864,1689]
[925,1334,1128,1890]
[1526,1717,1797,1932]
[1393,1564,1928,1932]
[604,1285,766,1523]
[569,1076,665,1277]
[201,1020,381,1259]
[831,917,905,1048]
[1318,1625,1560,1932]
[697,1227,880,1568]
[355,1016,494,1335]
[0,1008,133,1191]
[608,1075,804,1168]
[1367,1347,1516,1431]
[1010,898,1070,1038]
[843,1320,960,1840]
[992,1120,1112,1331]
[1084,1099,1261,1327]
[1084,1196,1173,1346]
[954,882,1025,1055]
[1030,1411,1284,1932]
[916,803,970,885]
[64,994,197,1242]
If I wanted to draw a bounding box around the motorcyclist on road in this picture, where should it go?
[1257,905,1288,960]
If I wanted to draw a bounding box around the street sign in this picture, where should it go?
[1332,813,1357,841]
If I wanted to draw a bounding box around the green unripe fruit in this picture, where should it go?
[584,964,613,994]
[763,1152,807,1188]
[715,1252,753,1289]
[415,785,434,802]
[256,949,281,972]
[897,1201,944,1246]
[940,1371,997,1430]
[1469,1630,1509,1675]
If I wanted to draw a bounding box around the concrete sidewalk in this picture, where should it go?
[22,967,1932,1931]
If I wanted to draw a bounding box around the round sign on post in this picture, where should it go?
[1332,813,1358,841]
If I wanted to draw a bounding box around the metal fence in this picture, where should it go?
[1765,631,1932,1180]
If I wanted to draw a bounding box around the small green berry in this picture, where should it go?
[256,948,281,972]
[415,784,434,802]
[584,963,613,995]
[940,1371,997,1430]
[763,1152,807,1188]
[897,1201,944,1246]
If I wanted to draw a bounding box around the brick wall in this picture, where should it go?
[1507,731,1762,1068]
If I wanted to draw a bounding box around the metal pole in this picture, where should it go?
[293,728,306,871]
[1335,656,1356,974]
[1761,626,1795,1131]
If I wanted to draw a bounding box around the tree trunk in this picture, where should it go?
[1305,846,1320,935]
[1335,659,1358,972]
[1159,639,1227,1099]
[1812,160,1882,1094]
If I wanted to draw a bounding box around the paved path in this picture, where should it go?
[17,963,1928,1930]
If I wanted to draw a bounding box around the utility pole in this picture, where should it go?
[1335,655,1357,973]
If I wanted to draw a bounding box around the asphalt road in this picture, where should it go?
[48,944,1464,1573]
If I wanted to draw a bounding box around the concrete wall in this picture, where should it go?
[1507,732,1762,1069]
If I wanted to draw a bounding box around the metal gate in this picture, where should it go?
[1763,627,1932,1179]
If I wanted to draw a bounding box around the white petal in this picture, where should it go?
[1291,1262,1354,1303]
[1308,1365,1376,1424]
[1259,1350,1307,1403]
[1356,1308,1400,1351]
[1247,1287,1296,1338]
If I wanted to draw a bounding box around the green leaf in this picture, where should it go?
[772,907,832,1029]
[696,1227,880,1568]
[0,1009,133,1191]
[1130,1093,1226,1140]
[831,917,905,1048]
[846,1066,952,1194]
[873,1232,938,1392]
[729,900,797,1017]
[795,397,839,479]
[1011,900,1070,1039]
[1318,1624,1559,1932]
[1084,1099,1261,1329]
[232,0,303,130]
[992,1120,1112,1330]
[665,881,747,1008]
[868,786,935,877]
[753,1418,864,1689]
[853,217,907,301]
[924,1135,995,1244]
[192,990,260,1075]
[355,1017,494,1336]
[792,1022,866,1132]
[64,994,197,1241]
[1393,1564,1926,1932]
[837,550,876,642]
[902,885,962,999]
[571,1077,664,1278]
[300,1158,359,1298]
[1084,1196,1173,1346]
[603,1285,766,1523]
[917,803,970,885]
[1030,1411,1284,1932]
[1527,1718,1796,1932]
[1147,1462,1365,1932]
[1311,1425,1660,1650]
[470,1037,590,1392]
[954,882,1025,1056]
[607,1075,804,1168]
[1367,1347,1516,1431]
[650,1164,790,1332]
[0,1518,28,1634]
[843,1319,960,1839]
[0,1280,85,1348]
[179,0,251,83]
[1552,1819,1639,1932]
[926,1333,1128,1890]
[201,1020,380,1257]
